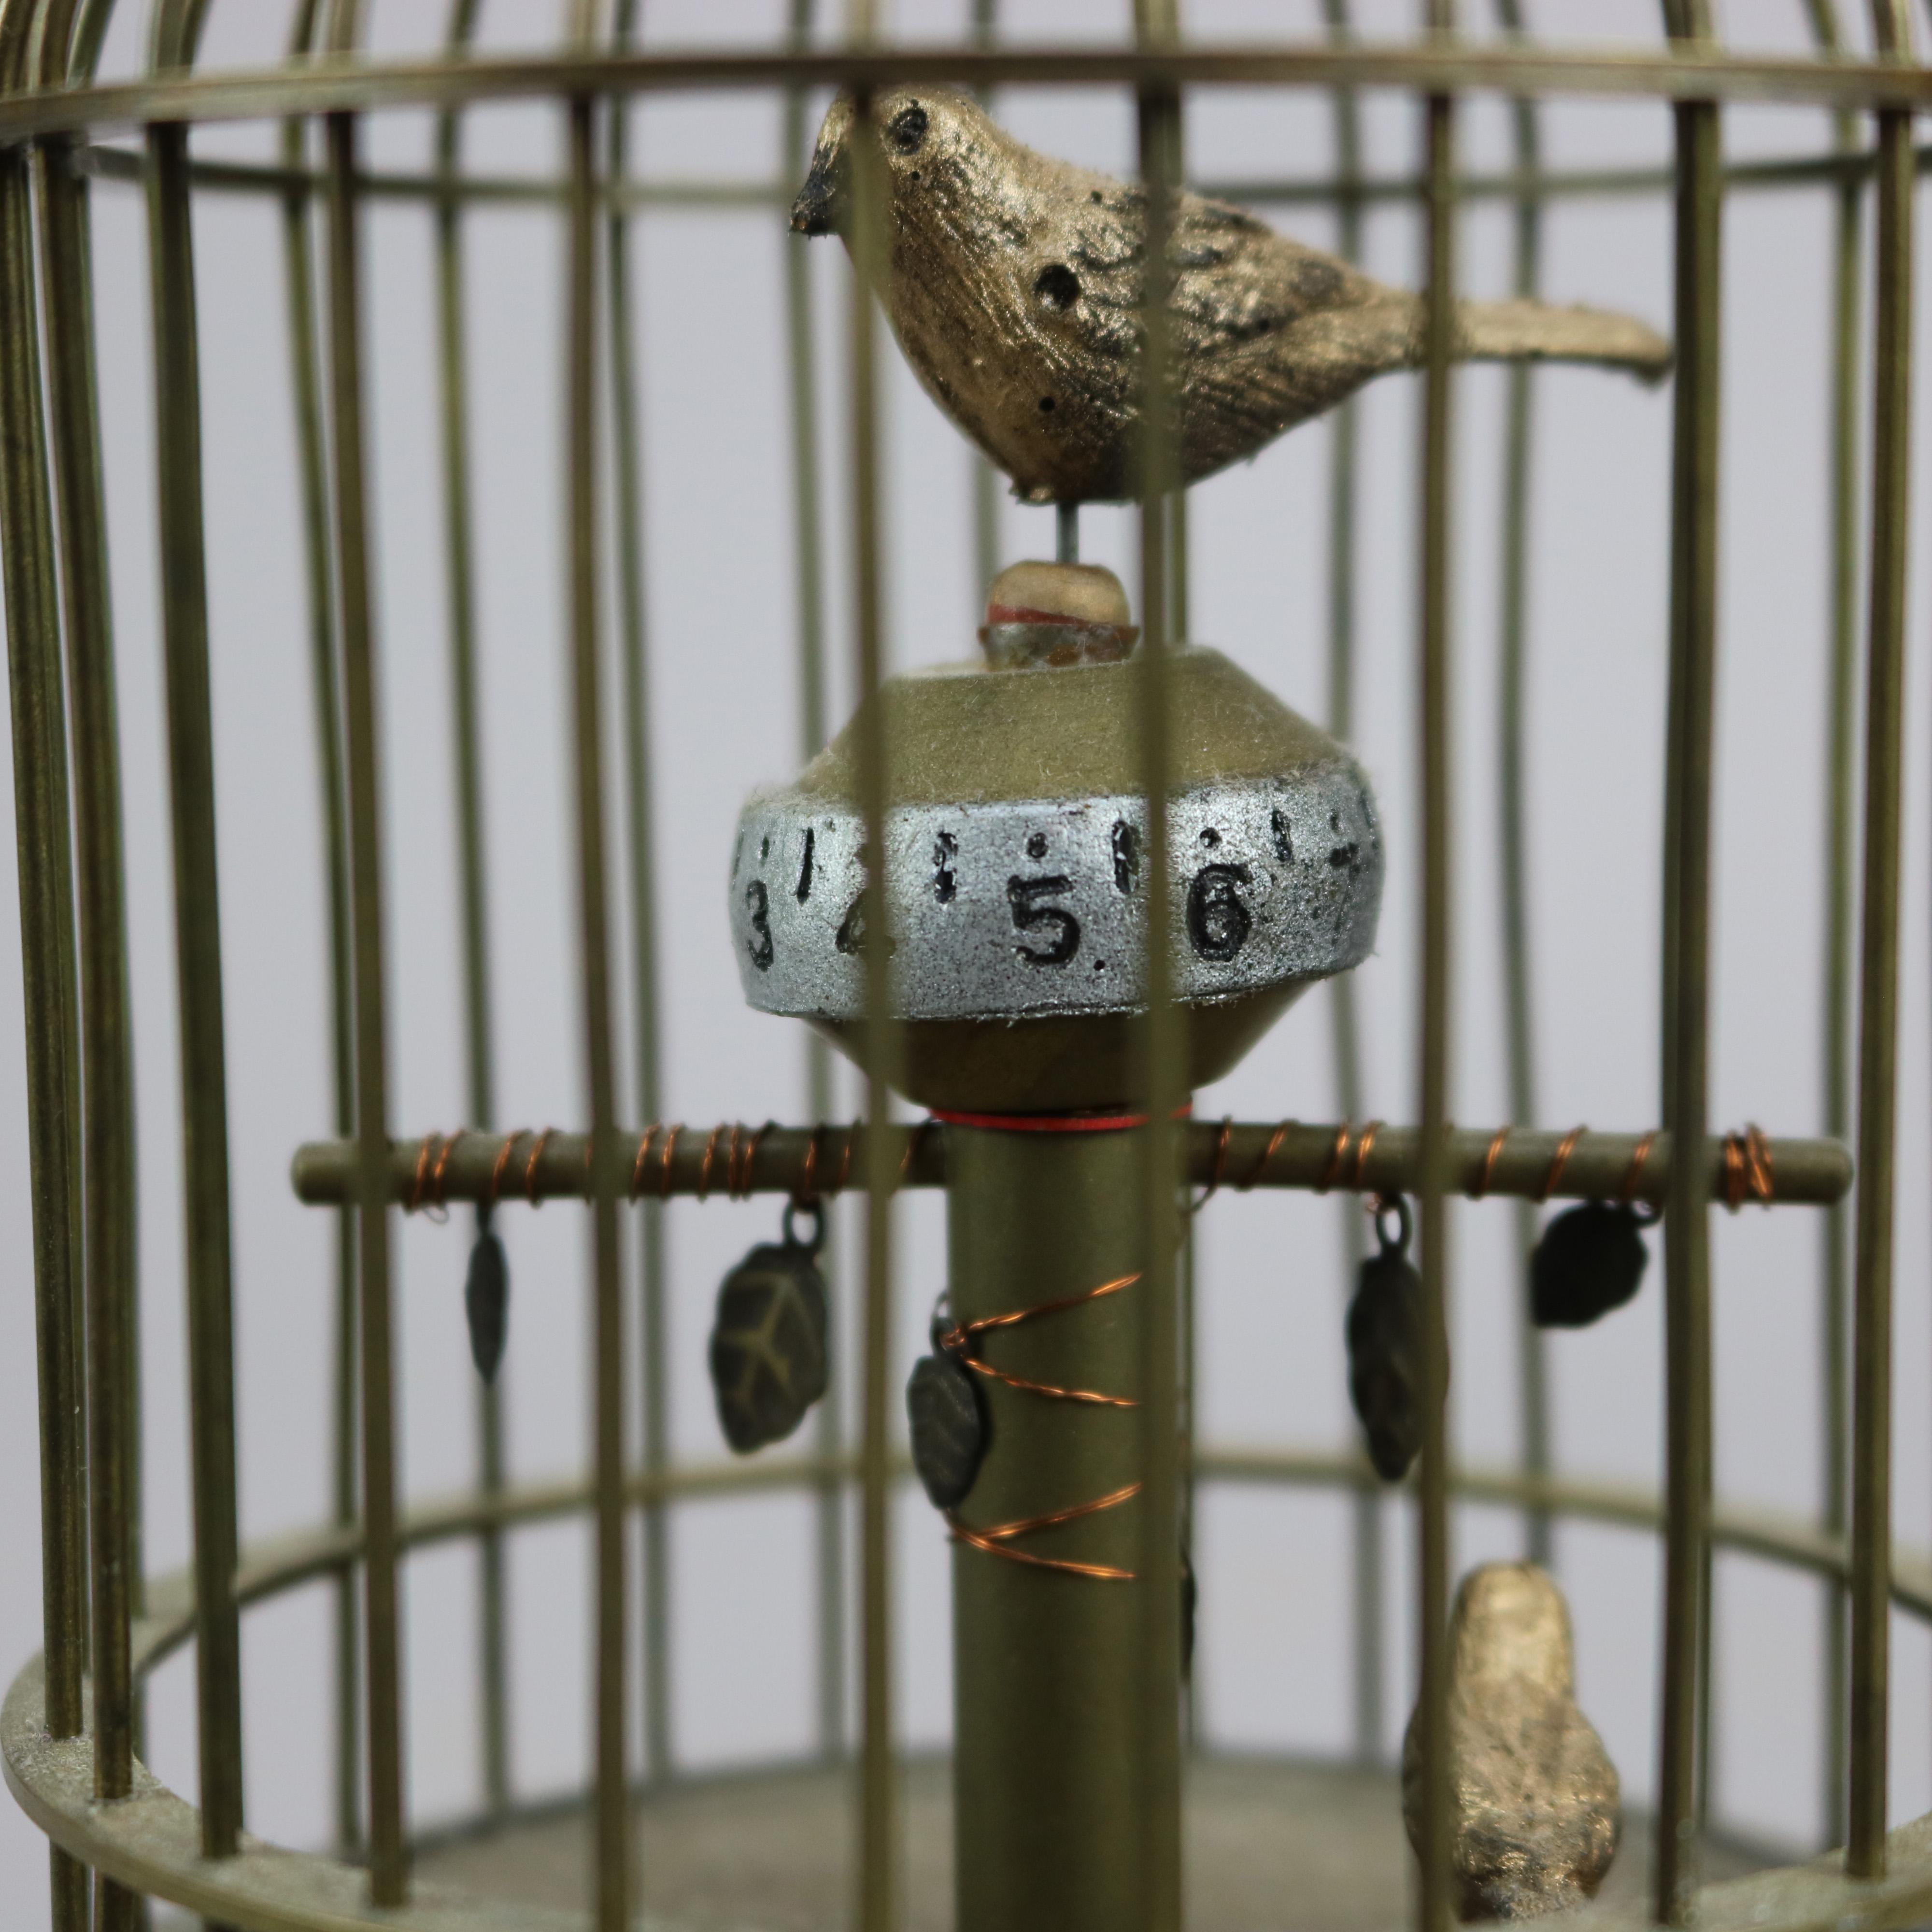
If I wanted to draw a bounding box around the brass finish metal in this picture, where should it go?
[1133,29,1185,1924]
[562,44,632,1932]
[2,15,1927,1932]
[1806,0,1860,1854]
[145,33,247,1866]
[1490,0,1550,1577]
[781,0,846,1777]
[1657,2,1720,1915]
[321,19,409,1895]
[434,0,512,1828]
[1317,0,1382,1774]
[846,59,899,1932]
[276,0,362,1857]
[796,88,1663,504]
[1416,31,1457,1932]
[0,6,89,1927]
[1847,0,1915,1880]
[1402,1565,1618,1921]
[948,1126,1153,1932]
[289,1121,1852,1208]
[607,0,673,1796]
[28,45,1932,160]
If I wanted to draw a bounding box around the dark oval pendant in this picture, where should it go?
[465,1227,510,1385]
[1531,1202,1650,1329]
[907,1348,987,1509]
[1347,1247,1425,1483]
[710,1239,830,1454]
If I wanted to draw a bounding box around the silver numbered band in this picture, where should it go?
[729,763,1383,1024]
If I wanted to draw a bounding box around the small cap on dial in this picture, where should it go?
[981,561,1136,668]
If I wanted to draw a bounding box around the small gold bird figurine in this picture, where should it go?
[1402,1563,1620,1921]
[794,89,1671,504]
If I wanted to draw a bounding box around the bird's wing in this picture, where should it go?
[1165,197,1413,478]
[1168,195,1381,355]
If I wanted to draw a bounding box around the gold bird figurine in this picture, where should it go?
[1402,1563,1620,1921]
[794,88,1671,504]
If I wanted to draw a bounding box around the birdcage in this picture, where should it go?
[0,2,1925,1930]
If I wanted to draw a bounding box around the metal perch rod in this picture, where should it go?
[288,1120,1851,1209]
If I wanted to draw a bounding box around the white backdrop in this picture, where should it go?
[1,0,1929,1920]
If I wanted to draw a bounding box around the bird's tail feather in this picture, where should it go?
[1453,298,1672,383]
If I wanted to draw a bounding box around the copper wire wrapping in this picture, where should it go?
[696,1123,727,1201]
[1190,1116,1234,1215]
[629,1124,659,1203]
[1239,1120,1295,1192]
[947,1484,1143,1581]
[1722,1123,1774,1210]
[1473,1125,1510,1200]
[939,1271,1144,1580]
[1536,1125,1587,1204]
[1620,1129,1661,1210]
[429,1130,460,1219]
[486,1131,518,1211]
[1351,1119,1383,1192]
[898,1119,935,1184]
[408,1134,438,1216]
[524,1128,555,1208]
[1318,1120,1352,1193]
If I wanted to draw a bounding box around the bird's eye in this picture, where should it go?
[1034,263,1081,312]
[887,103,929,155]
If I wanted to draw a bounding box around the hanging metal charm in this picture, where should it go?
[465,1219,510,1383]
[1347,1194,1428,1483]
[1531,1202,1653,1330]
[709,1199,830,1454]
[908,1294,989,1509]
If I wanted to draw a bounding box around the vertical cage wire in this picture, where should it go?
[779,0,848,1777]
[1133,9,1185,1925]
[321,0,408,1899]
[0,4,88,1929]
[844,14,899,1928]
[432,0,514,1827]
[1489,0,1550,1576]
[1415,11,1457,1931]
[1803,0,1862,1859]
[145,0,247,1871]
[1657,0,1721,1917]
[1846,0,1914,1882]
[1315,0,1385,1774]
[560,11,631,1925]
[607,0,674,1796]
[277,0,364,1861]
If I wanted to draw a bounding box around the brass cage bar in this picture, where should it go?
[1805,0,1861,1856]
[607,0,673,1795]
[1847,0,1916,1879]
[433,0,511,1829]
[0,5,89,1927]
[845,36,899,1932]
[1133,4,1185,1917]
[1415,14,1457,1930]
[320,16,409,1895]
[1316,0,1382,1774]
[562,54,632,1932]
[1657,0,1721,1917]
[276,0,362,1860]
[143,74,247,1874]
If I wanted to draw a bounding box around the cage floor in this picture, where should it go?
[382,1755,1776,1931]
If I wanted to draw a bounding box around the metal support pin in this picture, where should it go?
[1056,499,1079,563]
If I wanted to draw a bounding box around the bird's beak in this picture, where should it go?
[791,144,847,237]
